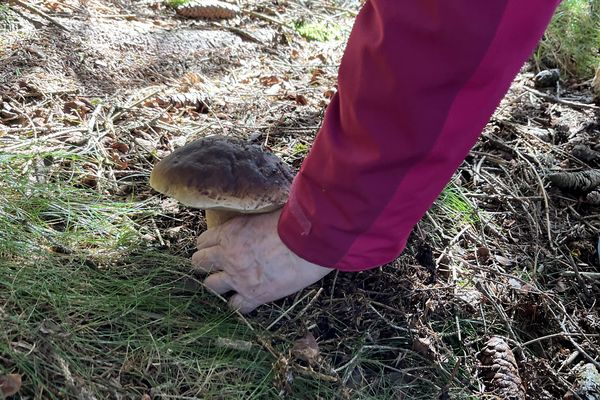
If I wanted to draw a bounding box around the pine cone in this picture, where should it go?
[176,0,240,19]
[478,336,526,400]
[158,92,209,112]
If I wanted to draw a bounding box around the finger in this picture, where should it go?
[203,272,234,295]
[229,294,258,314]
[196,227,221,250]
[191,248,223,273]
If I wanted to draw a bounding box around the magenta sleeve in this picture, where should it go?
[278,0,560,271]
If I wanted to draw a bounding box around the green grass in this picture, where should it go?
[291,142,309,157]
[165,0,190,8]
[0,154,341,399]
[535,0,600,79]
[294,20,343,42]
[438,184,479,226]
[0,148,482,398]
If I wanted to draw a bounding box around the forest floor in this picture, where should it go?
[0,0,599,399]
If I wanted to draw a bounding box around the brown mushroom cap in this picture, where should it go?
[150,135,294,213]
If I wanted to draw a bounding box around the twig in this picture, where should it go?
[8,0,71,32]
[367,303,411,333]
[222,25,264,44]
[519,332,600,348]
[109,89,164,122]
[524,86,599,110]
[294,364,338,382]
[245,10,290,28]
[558,350,580,372]
[290,287,323,323]
[561,271,600,279]
[328,269,338,304]
[562,250,593,300]
[516,152,554,249]
[266,289,315,330]
[559,316,600,370]
[478,282,520,342]
[451,255,462,342]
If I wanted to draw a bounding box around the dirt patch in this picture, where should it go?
[2,14,241,95]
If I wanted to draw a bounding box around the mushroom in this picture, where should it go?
[149,135,294,227]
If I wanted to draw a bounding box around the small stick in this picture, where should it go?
[524,86,599,110]
[266,289,315,330]
[245,10,289,28]
[8,0,71,32]
[561,271,600,279]
[290,288,323,322]
[558,350,580,372]
[519,332,600,348]
[110,89,164,122]
[328,269,338,304]
[517,152,554,249]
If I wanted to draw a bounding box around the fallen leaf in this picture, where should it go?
[111,142,130,154]
[310,68,325,84]
[0,374,22,397]
[456,287,482,308]
[63,99,91,117]
[508,278,522,290]
[476,246,491,263]
[412,337,436,361]
[291,332,319,365]
[323,88,336,98]
[294,94,308,105]
[495,255,514,267]
[264,84,281,96]
[260,75,280,86]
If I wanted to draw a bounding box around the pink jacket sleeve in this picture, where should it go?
[278,0,560,272]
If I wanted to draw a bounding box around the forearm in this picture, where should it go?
[278,0,560,271]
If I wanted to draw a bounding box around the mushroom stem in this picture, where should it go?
[205,209,242,228]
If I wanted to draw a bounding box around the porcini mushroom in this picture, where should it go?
[149,135,294,227]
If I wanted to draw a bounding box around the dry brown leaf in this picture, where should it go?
[111,142,130,154]
[63,99,92,117]
[323,88,336,98]
[291,332,319,365]
[0,374,22,397]
[294,94,308,106]
[495,255,514,267]
[476,246,491,263]
[412,337,436,361]
[260,75,280,86]
[310,69,325,84]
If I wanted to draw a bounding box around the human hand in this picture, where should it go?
[192,209,333,314]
